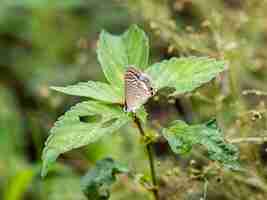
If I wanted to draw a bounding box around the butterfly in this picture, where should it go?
[124,66,156,112]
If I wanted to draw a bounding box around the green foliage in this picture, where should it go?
[41,101,130,177]
[81,158,128,200]
[163,120,240,170]
[122,25,150,70]
[135,106,148,124]
[146,57,226,96]
[51,81,122,104]
[97,25,149,93]
[42,25,152,177]
[2,1,267,200]
[42,24,230,189]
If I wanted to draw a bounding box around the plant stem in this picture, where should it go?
[134,116,159,200]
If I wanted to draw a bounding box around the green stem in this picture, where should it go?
[134,116,159,200]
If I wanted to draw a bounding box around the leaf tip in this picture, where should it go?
[41,148,59,178]
[50,86,61,92]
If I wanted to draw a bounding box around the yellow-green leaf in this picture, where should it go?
[51,81,123,104]
[41,101,130,177]
[146,57,227,95]
[163,120,240,170]
[81,158,128,200]
[97,25,149,92]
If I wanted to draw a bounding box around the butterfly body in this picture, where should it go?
[124,66,155,112]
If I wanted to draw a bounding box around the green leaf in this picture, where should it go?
[97,25,149,91]
[51,81,123,104]
[81,158,128,200]
[122,25,149,70]
[135,106,148,124]
[41,101,130,177]
[163,120,240,170]
[97,31,127,90]
[145,57,227,95]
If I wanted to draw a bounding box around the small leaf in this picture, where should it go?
[122,24,149,70]
[41,149,60,178]
[97,25,149,91]
[135,106,148,124]
[41,101,130,177]
[97,31,128,90]
[163,120,196,154]
[163,120,240,170]
[145,57,227,95]
[51,81,123,104]
[81,158,128,200]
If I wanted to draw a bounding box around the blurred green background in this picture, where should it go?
[1,0,267,199]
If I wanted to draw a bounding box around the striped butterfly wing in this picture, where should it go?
[124,67,154,112]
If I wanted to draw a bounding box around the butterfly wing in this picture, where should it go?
[124,67,153,112]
